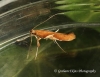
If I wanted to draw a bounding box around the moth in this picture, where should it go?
[27,13,76,60]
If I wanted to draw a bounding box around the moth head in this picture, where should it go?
[30,29,36,35]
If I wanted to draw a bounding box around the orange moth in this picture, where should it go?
[28,13,76,59]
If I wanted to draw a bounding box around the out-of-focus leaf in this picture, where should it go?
[54,4,100,10]
[55,0,99,4]
[1,27,100,77]
[54,0,100,22]
[63,11,100,22]
[18,27,100,77]
[63,11,91,22]
[93,27,100,32]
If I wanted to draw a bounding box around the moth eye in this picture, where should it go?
[31,32,36,35]
[30,30,32,33]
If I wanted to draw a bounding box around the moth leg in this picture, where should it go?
[35,36,41,60]
[27,34,33,59]
[45,34,54,39]
[55,29,59,32]
[54,40,66,53]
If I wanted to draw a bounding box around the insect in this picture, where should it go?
[27,13,76,60]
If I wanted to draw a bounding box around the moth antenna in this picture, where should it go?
[33,13,64,29]
[54,40,66,53]
[27,34,33,59]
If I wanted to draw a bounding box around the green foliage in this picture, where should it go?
[54,0,100,22]
[0,27,100,77]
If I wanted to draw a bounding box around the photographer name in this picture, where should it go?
[54,69,96,73]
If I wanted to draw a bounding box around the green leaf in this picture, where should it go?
[55,4,100,10]
[0,27,100,77]
[55,0,100,4]
[54,0,100,22]
[92,27,100,32]
[63,11,91,22]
